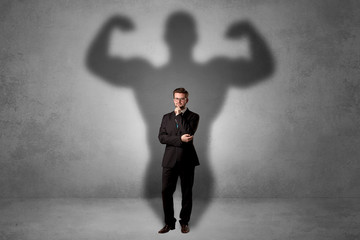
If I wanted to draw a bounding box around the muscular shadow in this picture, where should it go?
[86,11,274,225]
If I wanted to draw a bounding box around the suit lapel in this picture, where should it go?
[170,112,178,133]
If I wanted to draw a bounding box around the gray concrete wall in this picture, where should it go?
[1,0,359,198]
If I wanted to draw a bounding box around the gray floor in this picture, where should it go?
[0,198,359,240]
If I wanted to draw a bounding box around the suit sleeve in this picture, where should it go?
[158,115,183,147]
[175,113,199,136]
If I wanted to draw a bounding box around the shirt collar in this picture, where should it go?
[181,107,188,114]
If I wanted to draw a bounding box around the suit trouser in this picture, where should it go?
[162,162,195,226]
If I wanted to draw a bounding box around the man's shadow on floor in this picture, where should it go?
[86,11,274,226]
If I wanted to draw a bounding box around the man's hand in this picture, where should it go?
[181,134,193,142]
[174,106,182,116]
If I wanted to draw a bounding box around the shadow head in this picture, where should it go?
[164,11,198,52]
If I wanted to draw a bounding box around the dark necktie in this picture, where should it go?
[175,113,182,129]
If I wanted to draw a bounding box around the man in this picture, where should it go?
[158,88,200,234]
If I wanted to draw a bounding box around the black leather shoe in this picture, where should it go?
[181,224,190,233]
[158,225,175,234]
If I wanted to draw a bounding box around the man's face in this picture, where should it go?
[173,93,188,109]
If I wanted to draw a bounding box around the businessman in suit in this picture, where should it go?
[158,88,200,234]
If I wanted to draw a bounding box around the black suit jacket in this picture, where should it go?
[158,109,200,168]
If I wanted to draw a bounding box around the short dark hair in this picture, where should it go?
[173,88,189,98]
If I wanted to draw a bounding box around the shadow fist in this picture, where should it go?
[226,20,254,39]
[107,15,134,31]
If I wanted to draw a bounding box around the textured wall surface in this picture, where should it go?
[1,0,359,198]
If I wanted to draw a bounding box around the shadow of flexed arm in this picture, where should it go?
[86,15,152,87]
[210,20,275,88]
